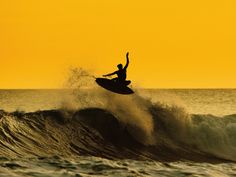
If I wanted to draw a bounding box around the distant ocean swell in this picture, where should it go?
[0,90,235,163]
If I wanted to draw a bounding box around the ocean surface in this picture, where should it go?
[0,89,235,176]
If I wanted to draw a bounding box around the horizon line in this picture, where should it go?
[0,88,236,90]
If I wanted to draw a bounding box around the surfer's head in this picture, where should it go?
[117,64,123,70]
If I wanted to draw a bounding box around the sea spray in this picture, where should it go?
[63,67,155,144]
[61,67,236,161]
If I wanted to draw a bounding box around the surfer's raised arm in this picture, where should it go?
[124,52,129,70]
[103,71,117,77]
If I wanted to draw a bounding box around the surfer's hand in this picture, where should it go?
[126,52,129,57]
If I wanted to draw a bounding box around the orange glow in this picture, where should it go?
[1,0,236,88]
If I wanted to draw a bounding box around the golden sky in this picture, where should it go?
[0,0,236,88]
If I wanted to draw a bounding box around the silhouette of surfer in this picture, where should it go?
[103,52,131,86]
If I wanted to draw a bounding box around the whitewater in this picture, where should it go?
[0,87,235,176]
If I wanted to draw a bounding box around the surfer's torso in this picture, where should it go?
[116,68,127,82]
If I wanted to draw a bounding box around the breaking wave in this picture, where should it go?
[0,87,236,163]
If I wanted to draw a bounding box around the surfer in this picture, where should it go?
[103,52,131,86]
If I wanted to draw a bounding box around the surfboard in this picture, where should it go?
[95,78,134,94]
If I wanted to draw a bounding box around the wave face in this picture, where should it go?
[0,89,236,163]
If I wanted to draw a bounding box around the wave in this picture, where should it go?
[0,89,236,163]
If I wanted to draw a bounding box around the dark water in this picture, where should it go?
[0,89,235,176]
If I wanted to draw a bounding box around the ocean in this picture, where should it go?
[0,89,235,176]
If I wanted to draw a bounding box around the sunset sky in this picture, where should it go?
[0,0,236,88]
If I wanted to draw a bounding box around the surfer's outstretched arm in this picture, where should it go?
[103,71,117,77]
[124,52,129,70]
